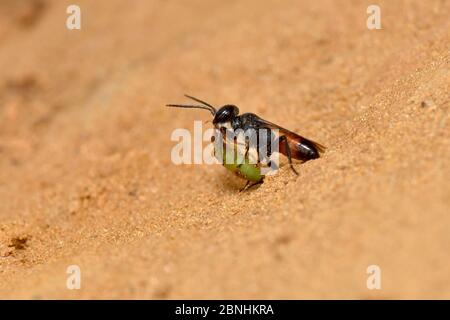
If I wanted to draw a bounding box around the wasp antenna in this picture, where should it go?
[184,94,217,115]
[166,104,216,116]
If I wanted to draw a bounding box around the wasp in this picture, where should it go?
[167,95,325,191]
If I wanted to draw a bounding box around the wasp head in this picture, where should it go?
[213,105,239,125]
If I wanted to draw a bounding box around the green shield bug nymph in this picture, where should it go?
[210,130,263,191]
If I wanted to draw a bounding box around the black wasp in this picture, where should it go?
[167,95,325,190]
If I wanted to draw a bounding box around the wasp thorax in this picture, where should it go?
[212,105,239,125]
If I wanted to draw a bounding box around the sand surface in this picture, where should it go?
[0,0,449,299]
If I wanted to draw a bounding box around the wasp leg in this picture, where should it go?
[279,135,299,175]
[244,136,250,160]
[236,135,252,166]
[239,181,251,192]
[239,180,263,192]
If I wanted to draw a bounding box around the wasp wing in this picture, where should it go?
[252,115,326,160]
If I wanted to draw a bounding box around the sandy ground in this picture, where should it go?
[0,0,449,299]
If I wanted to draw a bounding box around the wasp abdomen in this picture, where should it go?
[279,135,325,162]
